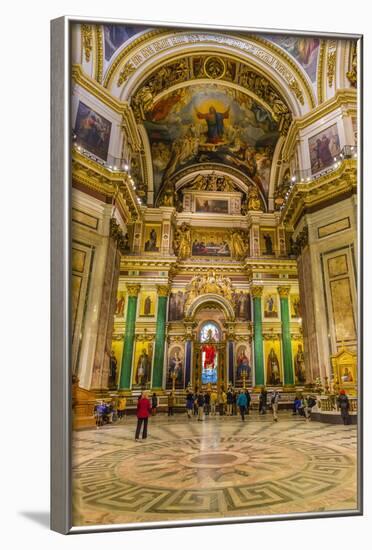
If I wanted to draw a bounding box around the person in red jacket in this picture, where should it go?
[135,392,152,441]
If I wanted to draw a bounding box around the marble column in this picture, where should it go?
[278,286,294,386]
[119,284,140,390]
[252,286,264,386]
[152,285,170,389]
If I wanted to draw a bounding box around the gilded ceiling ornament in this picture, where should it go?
[248,185,262,211]
[81,24,93,62]
[186,173,236,192]
[289,79,304,105]
[327,50,336,87]
[184,270,234,311]
[277,286,291,298]
[251,286,264,298]
[346,42,357,88]
[126,284,141,297]
[117,63,136,87]
[204,56,226,79]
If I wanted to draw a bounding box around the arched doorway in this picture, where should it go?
[189,300,232,392]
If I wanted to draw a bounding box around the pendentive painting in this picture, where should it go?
[68,19,361,532]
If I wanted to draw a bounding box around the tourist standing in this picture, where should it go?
[117,395,127,421]
[259,387,267,414]
[245,389,251,415]
[237,391,248,421]
[197,393,205,421]
[292,395,301,415]
[271,390,280,422]
[232,389,237,415]
[204,391,211,415]
[186,392,194,419]
[210,389,218,415]
[151,392,158,416]
[302,395,311,421]
[337,390,350,425]
[135,392,152,441]
[167,392,175,416]
[226,389,233,416]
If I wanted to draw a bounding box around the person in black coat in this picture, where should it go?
[337,390,350,425]
[259,387,267,414]
[245,389,251,415]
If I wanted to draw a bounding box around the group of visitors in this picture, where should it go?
[292,394,317,420]
[183,388,252,421]
[94,395,127,428]
[97,387,352,440]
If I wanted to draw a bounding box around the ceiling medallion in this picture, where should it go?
[204,56,226,79]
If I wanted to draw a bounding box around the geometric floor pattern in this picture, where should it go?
[72,412,358,527]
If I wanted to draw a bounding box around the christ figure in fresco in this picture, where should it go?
[196,105,230,144]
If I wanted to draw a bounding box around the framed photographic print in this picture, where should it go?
[51,16,362,534]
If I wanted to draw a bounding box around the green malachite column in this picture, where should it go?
[252,286,264,386]
[278,286,294,386]
[152,285,170,389]
[119,284,140,389]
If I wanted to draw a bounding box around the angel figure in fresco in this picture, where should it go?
[195,105,230,144]
[267,348,281,385]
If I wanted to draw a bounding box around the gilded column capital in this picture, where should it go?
[157,284,170,298]
[251,286,264,298]
[277,286,291,298]
[126,284,141,297]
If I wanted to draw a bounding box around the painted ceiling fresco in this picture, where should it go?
[103,24,148,61]
[262,35,320,83]
[143,84,280,198]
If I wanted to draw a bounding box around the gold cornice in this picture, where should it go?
[72,64,128,115]
[72,150,141,221]
[280,159,357,229]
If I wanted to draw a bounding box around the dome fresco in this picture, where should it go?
[144,84,280,199]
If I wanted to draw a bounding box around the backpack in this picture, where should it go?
[308,398,316,408]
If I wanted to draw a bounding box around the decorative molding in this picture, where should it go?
[126,284,141,297]
[280,159,357,229]
[157,284,171,297]
[327,50,336,87]
[94,25,104,84]
[277,286,291,298]
[346,41,357,88]
[251,286,264,298]
[81,24,93,62]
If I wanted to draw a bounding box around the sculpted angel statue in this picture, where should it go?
[228,229,248,260]
[173,222,191,259]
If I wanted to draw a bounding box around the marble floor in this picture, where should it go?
[72,412,358,527]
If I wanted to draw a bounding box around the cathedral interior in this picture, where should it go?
[70,22,359,527]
